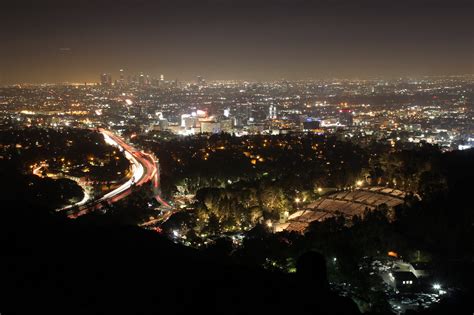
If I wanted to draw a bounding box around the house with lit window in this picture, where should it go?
[392,271,418,292]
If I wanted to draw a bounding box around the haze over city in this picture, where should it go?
[0,0,473,84]
[1,1,473,314]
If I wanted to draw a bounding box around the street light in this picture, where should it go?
[433,283,441,290]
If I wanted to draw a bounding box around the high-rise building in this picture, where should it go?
[181,114,199,128]
[223,108,230,118]
[268,105,277,119]
[100,73,112,86]
[338,109,353,126]
[100,73,107,85]
[155,111,164,120]
[138,73,146,86]
[159,119,169,130]
[119,69,125,85]
[197,76,205,86]
[200,121,220,134]
[220,119,234,133]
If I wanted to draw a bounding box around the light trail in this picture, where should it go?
[67,129,170,218]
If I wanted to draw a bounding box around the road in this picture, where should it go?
[67,128,170,218]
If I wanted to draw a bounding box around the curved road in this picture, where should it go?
[67,128,170,218]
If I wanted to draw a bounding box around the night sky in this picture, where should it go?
[0,0,472,83]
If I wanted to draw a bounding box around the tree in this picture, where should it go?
[206,213,221,235]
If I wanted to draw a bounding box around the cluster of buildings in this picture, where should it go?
[100,70,183,89]
[1,75,472,151]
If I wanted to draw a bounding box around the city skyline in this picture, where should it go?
[1,1,473,314]
[1,0,473,84]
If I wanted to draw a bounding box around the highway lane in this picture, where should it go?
[67,129,169,218]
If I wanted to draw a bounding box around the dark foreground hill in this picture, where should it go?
[1,203,471,315]
[1,202,361,315]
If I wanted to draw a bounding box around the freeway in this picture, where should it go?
[67,129,170,218]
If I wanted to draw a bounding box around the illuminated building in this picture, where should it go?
[338,109,353,126]
[268,105,277,119]
[200,121,220,134]
[100,73,112,87]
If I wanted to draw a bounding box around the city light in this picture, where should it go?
[1,0,471,313]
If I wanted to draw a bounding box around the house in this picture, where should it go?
[392,271,418,292]
[410,262,432,278]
